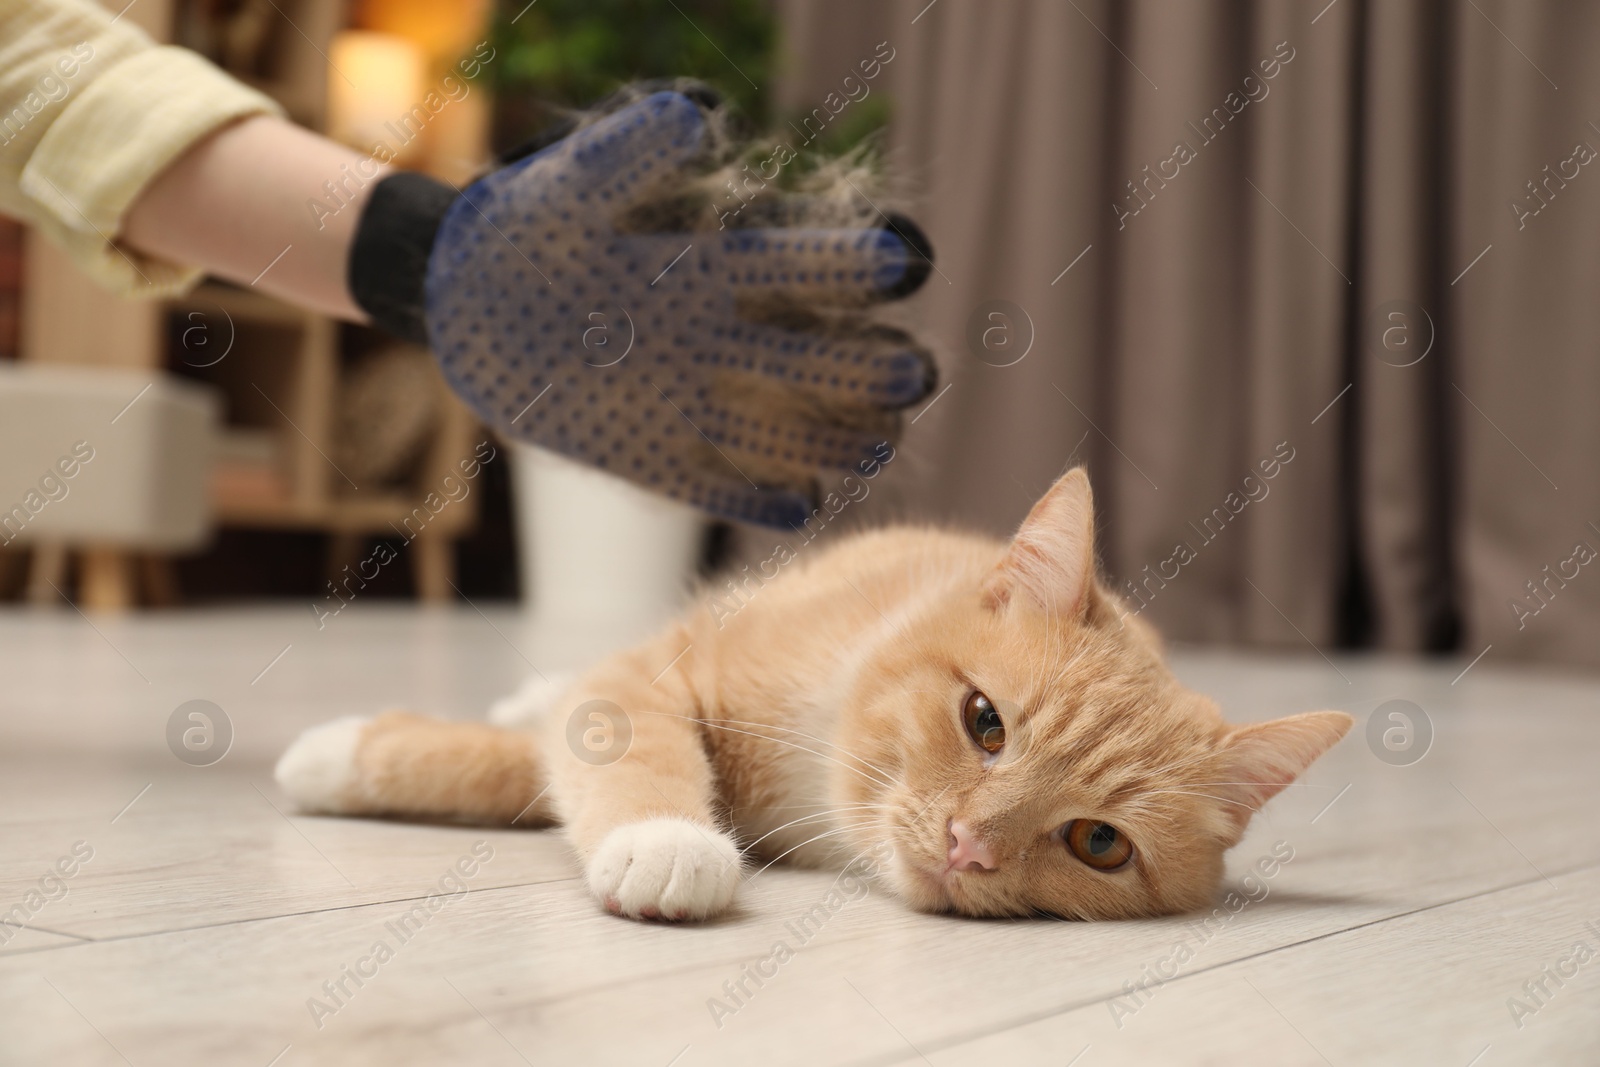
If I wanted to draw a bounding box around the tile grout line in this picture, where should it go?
[11,874,588,948]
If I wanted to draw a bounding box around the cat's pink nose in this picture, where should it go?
[946,819,997,872]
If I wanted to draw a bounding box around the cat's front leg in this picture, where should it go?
[547,625,741,921]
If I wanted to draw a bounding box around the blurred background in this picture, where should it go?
[2,0,1597,674]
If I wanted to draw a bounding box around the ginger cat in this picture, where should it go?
[276,467,1351,921]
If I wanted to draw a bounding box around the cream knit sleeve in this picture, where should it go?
[0,0,284,295]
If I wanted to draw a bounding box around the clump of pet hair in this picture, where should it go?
[518,78,892,238]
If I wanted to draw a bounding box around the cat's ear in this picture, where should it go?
[1213,711,1353,840]
[982,467,1097,617]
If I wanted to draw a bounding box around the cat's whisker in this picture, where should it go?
[1176,781,1336,788]
[741,809,883,854]
[826,842,902,898]
[1056,642,1090,686]
[630,711,895,790]
[1145,749,1219,775]
[1041,605,1063,688]
[696,716,899,789]
[1140,788,1259,812]
[698,715,900,785]
[1123,747,1227,784]
[828,844,883,887]
[733,801,889,814]
[748,825,866,879]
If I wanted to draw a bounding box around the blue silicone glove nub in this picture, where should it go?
[396,91,936,528]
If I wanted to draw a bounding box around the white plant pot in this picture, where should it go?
[508,443,705,667]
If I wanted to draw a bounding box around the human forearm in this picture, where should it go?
[121,114,386,321]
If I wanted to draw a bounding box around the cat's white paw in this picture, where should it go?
[487,671,574,727]
[586,818,742,921]
[274,716,368,813]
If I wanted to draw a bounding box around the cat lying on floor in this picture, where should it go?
[276,467,1350,921]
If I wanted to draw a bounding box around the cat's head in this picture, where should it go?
[836,468,1351,919]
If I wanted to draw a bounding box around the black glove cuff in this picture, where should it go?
[348,172,458,347]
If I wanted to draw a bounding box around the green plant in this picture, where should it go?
[487,0,775,123]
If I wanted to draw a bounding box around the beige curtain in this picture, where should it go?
[769,0,1600,669]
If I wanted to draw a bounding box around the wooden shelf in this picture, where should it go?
[214,481,477,536]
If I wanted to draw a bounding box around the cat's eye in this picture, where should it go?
[962,690,1006,754]
[1063,820,1134,871]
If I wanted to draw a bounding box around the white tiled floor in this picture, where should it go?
[0,607,1596,1065]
